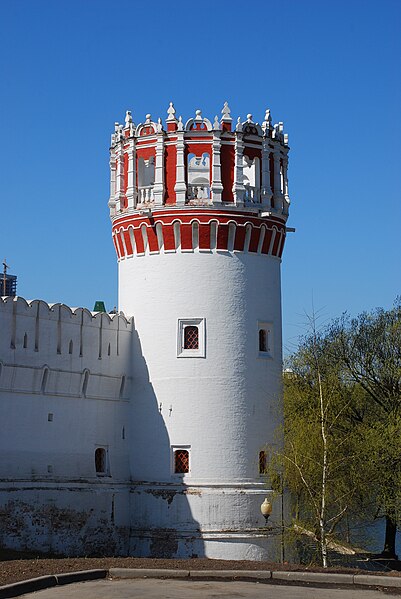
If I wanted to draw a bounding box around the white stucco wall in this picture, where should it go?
[0,297,133,555]
[119,242,284,559]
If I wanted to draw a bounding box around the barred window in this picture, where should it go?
[184,326,199,350]
[259,450,267,475]
[259,329,267,352]
[174,449,189,473]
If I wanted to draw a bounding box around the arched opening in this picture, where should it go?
[243,156,260,203]
[23,333,28,349]
[187,153,210,201]
[95,447,107,475]
[259,450,267,475]
[68,340,73,355]
[137,156,155,203]
[174,449,189,473]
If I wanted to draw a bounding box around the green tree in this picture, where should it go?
[329,298,401,557]
[276,320,367,567]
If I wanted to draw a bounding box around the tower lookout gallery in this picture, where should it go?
[0,103,291,560]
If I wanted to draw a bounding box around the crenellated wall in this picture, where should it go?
[0,297,133,555]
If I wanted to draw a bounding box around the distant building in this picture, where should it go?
[1,273,17,297]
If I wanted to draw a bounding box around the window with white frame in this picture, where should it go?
[258,322,273,358]
[177,318,206,357]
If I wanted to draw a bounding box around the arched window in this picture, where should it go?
[259,450,267,475]
[184,326,199,350]
[95,448,106,475]
[259,329,267,352]
[23,333,28,349]
[174,449,189,474]
[187,152,210,201]
[68,340,73,354]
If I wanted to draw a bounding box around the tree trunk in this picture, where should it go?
[382,514,398,559]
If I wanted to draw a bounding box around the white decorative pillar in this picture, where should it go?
[261,139,272,208]
[174,120,187,205]
[211,125,223,205]
[153,133,165,206]
[126,139,137,209]
[232,120,245,207]
[272,149,283,212]
[282,155,290,216]
[114,144,125,212]
[108,149,117,216]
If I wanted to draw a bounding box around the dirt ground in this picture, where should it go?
[1,551,401,587]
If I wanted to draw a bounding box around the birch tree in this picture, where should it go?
[277,321,367,567]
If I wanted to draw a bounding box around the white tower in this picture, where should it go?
[109,104,291,559]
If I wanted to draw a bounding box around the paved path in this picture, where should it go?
[22,578,390,598]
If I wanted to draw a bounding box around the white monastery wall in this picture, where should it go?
[0,296,133,555]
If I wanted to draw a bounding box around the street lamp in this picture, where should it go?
[260,498,273,524]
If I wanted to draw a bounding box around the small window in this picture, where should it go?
[174,449,189,473]
[259,450,267,475]
[95,447,107,475]
[23,333,28,349]
[258,322,273,358]
[68,340,73,354]
[184,326,199,349]
[259,329,267,352]
[177,318,206,358]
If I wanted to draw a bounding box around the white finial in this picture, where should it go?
[247,113,253,123]
[195,109,202,121]
[236,117,243,132]
[213,115,220,130]
[221,101,232,122]
[125,110,132,126]
[279,122,284,133]
[114,122,119,133]
[262,109,272,135]
[284,133,289,145]
[177,115,184,131]
[166,102,176,121]
[145,114,151,123]
[157,117,163,133]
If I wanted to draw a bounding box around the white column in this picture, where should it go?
[153,134,165,206]
[108,150,116,216]
[114,146,125,212]
[273,149,283,212]
[211,132,223,204]
[126,140,137,209]
[174,131,187,205]
[261,139,272,208]
[282,155,290,216]
[232,132,245,207]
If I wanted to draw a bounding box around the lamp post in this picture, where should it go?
[260,498,272,524]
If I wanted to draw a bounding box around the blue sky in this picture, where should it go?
[1,0,400,353]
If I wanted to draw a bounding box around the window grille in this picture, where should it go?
[259,329,267,352]
[95,448,106,474]
[184,325,199,350]
[259,451,267,474]
[174,449,189,473]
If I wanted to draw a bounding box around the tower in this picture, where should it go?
[109,103,290,559]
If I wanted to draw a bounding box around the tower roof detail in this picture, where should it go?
[108,103,291,222]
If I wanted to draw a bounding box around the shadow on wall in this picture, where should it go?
[129,329,204,558]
